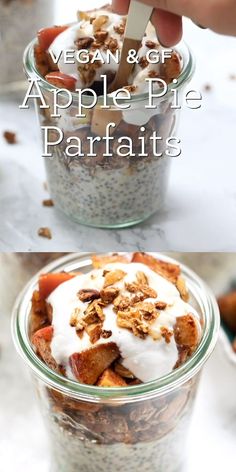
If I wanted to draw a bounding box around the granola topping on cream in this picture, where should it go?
[47,262,201,382]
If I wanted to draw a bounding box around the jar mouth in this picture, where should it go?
[12,252,219,403]
[23,35,195,106]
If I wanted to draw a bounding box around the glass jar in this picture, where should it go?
[0,0,55,93]
[23,40,195,228]
[12,252,219,472]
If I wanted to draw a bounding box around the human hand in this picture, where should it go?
[112,0,236,46]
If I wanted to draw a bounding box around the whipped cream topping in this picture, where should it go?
[49,10,168,95]
[48,262,201,383]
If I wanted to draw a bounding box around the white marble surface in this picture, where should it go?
[0,10,236,251]
[0,252,235,472]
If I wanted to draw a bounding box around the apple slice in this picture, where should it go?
[132,252,180,283]
[97,368,127,387]
[174,313,200,362]
[69,343,120,385]
[32,326,60,373]
[92,253,128,269]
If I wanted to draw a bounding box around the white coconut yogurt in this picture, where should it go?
[48,262,201,382]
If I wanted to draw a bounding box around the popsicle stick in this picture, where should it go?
[109,1,153,92]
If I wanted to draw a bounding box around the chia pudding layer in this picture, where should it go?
[45,400,193,472]
[45,147,171,227]
[0,0,54,89]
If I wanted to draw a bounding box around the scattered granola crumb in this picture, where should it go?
[101,329,112,339]
[160,326,173,344]
[42,199,54,207]
[37,227,52,239]
[3,130,17,144]
[203,83,212,92]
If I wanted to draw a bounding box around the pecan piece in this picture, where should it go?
[136,271,149,285]
[139,56,149,69]
[75,37,94,49]
[86,323,102,344]
[160,326,173,344]
[78,289,100,303]
[145,40,157,49]
[155,301,167,310]
[94,30,109,42]
[101,329,112,339]
[104,269,126,288]
[100,286,119,304]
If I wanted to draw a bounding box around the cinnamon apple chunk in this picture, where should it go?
[174,314,201,368]
[131,252,180,283]
[69,343,120,385]
[32,326,61,373]
[97,368,127,387]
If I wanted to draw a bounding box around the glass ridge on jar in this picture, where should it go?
[23,39,195,228]
[12,253,220,472]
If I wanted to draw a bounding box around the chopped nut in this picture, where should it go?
[139,56,149,69]
[78,289,100,303]
[75,37,94,49]
[132,318,149,339]
[100,286,119,303]
[176,276,189,302]
[37,227,52,239]
[3,130,17,144]
[125,282,157,299]
[70,307,84,331]
[145,40,157,49]
[136,271,148,285]
[104,37,119,53]
[42,198,54,207]
[155,301,167,310]
[113,295,130,311]
[84,299,105,324]
[86,323,102,344]
[136,302,158,322]
[117,309,149,339]
[160,326,173,344]
[104,269,126,288]
[113,23,125,35]
[93,15,109,32]
[94,30,109,42]
[101,329,112,339]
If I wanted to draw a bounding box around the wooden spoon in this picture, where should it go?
[109,0,153,92]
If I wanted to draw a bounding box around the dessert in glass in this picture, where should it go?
[12,252,219,472]
[23,6,195,227]
[0,0,55,92]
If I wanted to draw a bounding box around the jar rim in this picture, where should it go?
[23,34,195,106]
[12,253,220,404]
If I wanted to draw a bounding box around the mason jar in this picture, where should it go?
[12,252,219,472]
[23,39,195,228]
[0,0,55,92]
